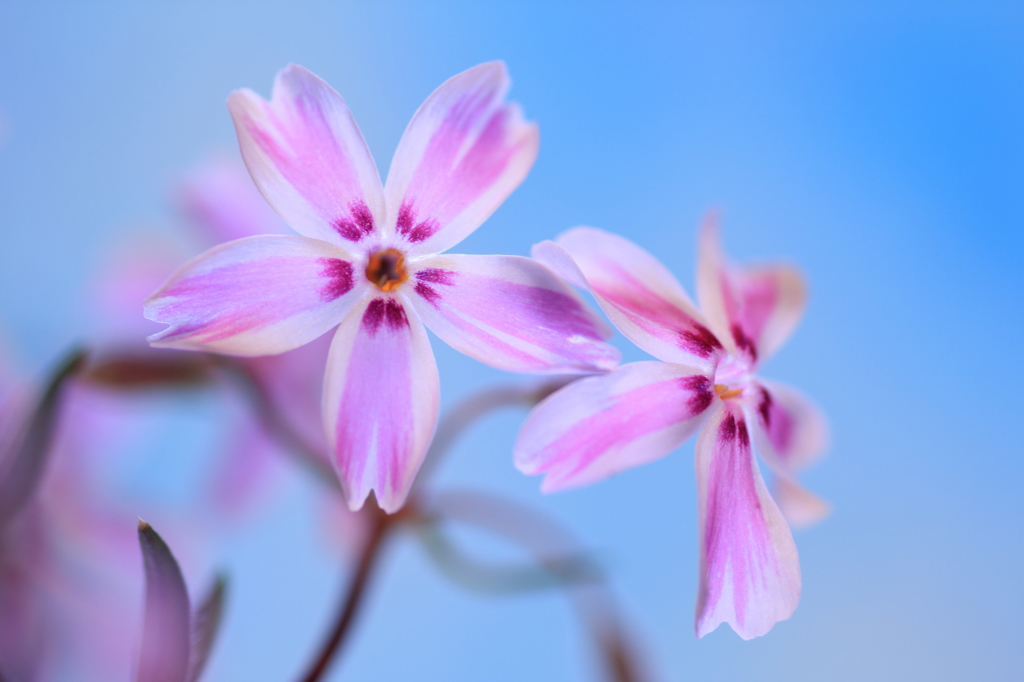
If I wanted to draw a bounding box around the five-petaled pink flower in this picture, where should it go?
[145,63,619,512]
[515,222,829,639]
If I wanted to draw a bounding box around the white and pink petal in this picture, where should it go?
[145,236,364,356]
[515,362,715,492]
[748,379,829,472]
[407,254,619,375]
[697,220,806,366]
[383,61,539,255]
[772,476,831,529]
[744,379,830,528]
[228,65,385,247]
[533,229,723,371]
[322,297,439,513]
[694,402,801,640]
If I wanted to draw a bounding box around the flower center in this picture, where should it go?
[365,248,408,292]
[714,384,744,400]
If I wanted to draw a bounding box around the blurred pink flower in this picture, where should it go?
[146,62,619,512]
[0,360,142,681]
[85,155,336,521]
[178,157,335,515]
[516,222,829,640]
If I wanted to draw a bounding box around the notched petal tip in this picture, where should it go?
[515,363,714,493]
[694,406,801,641]
[323,300,439,518]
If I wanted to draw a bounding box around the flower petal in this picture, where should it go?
[177,156,288,244]
[533,228,723,371]
[407,254,619,374]
[136,521,191,682]
[745,379,830,528]
[694,402,800,639]
[773,477,831,529]
[145,236,365,356]
[749,379,829,472]
[228,65,385,246]
[697,218,806,366]
[383,62,538,255]
[323,297,439,512]
[515,362,715,491]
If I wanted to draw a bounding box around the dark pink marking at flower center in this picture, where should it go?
[362,298,409,336]
[332,200,375,242]
[318,258,355,301]
[414,268,457,308]
[720,412,750,449]
[396,200,440,244]
[681,374,714,415]
[757,386,794,456]
[730,323,758,362]
[679,323,723,358]
[757,387,773,427]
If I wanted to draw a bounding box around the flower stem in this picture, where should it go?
[296,501,392,682]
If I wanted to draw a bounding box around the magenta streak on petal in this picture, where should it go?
[721,270,780,364]
[701,412,777,631]
[413,268,457,308]
[594,264,722,358]
[416,268,457,285]
[756,385,795,460]
[543,375,713,483]
[331,200,376,242]
[156,256,334,343]
[317,258,355,301]
[730,323,758,363]
[400,97,526,240]
[429,273,607,370]
[685,374,716,414]
[335,301,413,502]
[395,200,440,244]
[362,298,410,335]
[244,91,371,237]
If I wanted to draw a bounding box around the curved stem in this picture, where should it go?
[291,376,584,680]
[296,503,392,682]
[418,376,574,481]
[420,489,647,682]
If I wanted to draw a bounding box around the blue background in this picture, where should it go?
[1,2,1022,681]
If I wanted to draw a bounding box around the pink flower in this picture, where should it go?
[0,353,142,680]
[145,63,619,512]
[515,222,829,639]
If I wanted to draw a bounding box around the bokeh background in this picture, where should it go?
[1,2,1022,681]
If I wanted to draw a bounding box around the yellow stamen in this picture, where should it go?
[714,384,743,400]
[365,249,408,292]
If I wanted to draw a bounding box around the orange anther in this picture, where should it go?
[714,384,743,400]
[365,249,408,292]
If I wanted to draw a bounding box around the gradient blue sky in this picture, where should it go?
[1,2,1022,681]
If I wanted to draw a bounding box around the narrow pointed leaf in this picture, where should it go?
[187,575,227,682]
[0,347,86,528]
[137,520,191,682]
